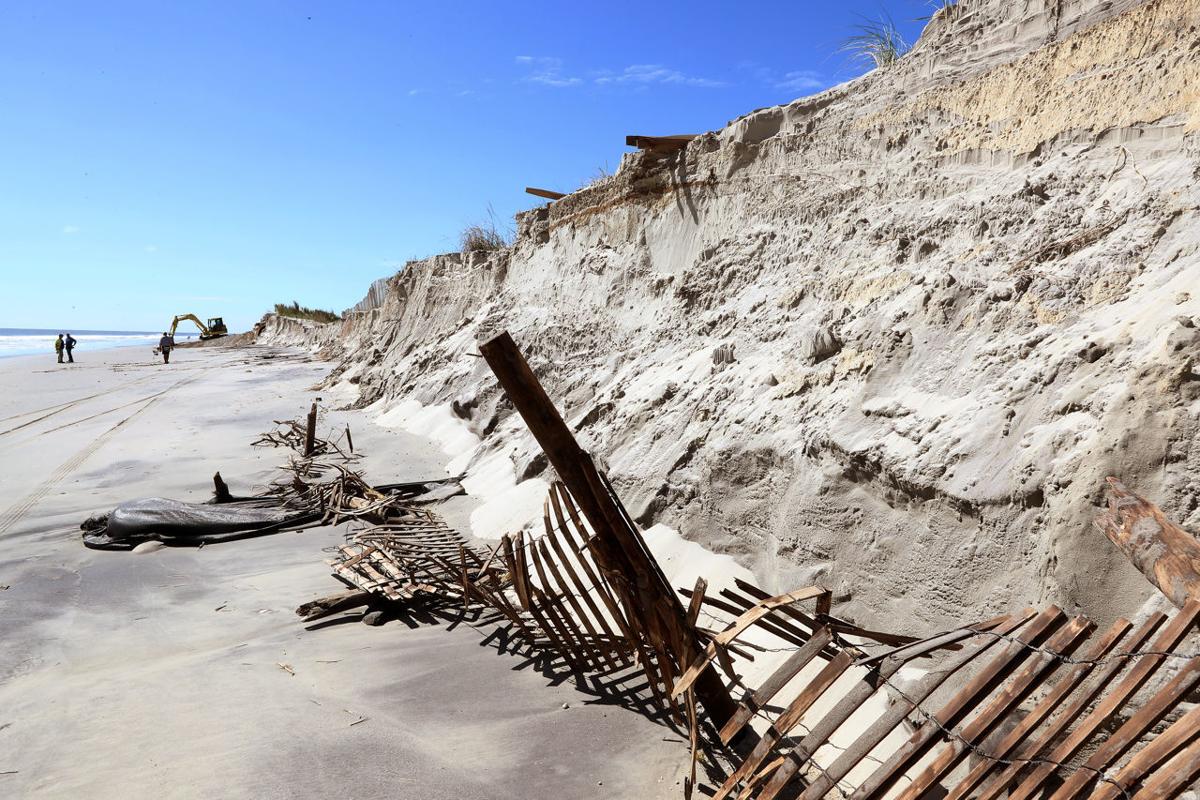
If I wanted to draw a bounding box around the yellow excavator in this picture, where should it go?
[166,314,228,340]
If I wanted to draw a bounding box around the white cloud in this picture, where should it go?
[144,244,158,253]
[516,56,726,90]
[736,61,828,97]
[516,55,582,87]
[62,225,80,235]
[595,64,727,88]
[776,69,825,93]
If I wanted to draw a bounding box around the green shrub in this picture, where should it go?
[274,301,340,324]
[841,13,909,70]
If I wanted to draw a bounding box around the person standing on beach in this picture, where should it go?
[158,332,173,364]
[54,334,64,363]
[64,333,77,363]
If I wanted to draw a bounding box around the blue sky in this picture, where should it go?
[0,1,935,332]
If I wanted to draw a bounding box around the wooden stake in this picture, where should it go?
[479,330,738,727]
[1094,477,1200,607]
[304,401,318,457]
[212,471,233,503]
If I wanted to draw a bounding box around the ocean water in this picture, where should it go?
[0,328,198,359]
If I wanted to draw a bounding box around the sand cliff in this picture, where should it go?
[259,0,1200,632]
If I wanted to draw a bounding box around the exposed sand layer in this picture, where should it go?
[257,0,1200,635]
[0,346,684,799]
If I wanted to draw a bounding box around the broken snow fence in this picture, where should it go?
[81,409,462,549]
[283,332,1200,798]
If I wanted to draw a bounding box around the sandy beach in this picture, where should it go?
[0,344,685,799]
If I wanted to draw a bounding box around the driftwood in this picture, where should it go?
[296,589,373,621]
[1094,477,1200,607]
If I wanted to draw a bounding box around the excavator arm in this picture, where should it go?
[169,314,210,338]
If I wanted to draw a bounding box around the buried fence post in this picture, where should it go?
[479,330,738,728]
[304,401,318,457]
[1095,477,1200,607]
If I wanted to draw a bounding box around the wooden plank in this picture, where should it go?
[845,607,1067,800]
[712,649,859,800]
[1090,698,1200,799]
[514,530,533,610]
[894,615,1095,800]
[1094,477,1200,607]
[671,586,828,699]
[686,577,708,628]
[479,331,736,725]
[683,589,841,661]
[780,610,1047,800]
[1005,600,1200,800]
[721,587,826,646]
[718,627,834,745]
[702,589,815,647]
[537,539,621,671]
[1048,653,1200,799]
[524,587,579,668]
[551,484,640,649]
[1130,734,1200,799]
[721,618,1023,800]
[684,688,699,800]
[528,543,597,670]
[541,498,627,665]
[356,557,402,601]
[944,617,1133,800]
[734,580,936,649]
[525,186,566,200]
[625,134,698,151]
[552,488,674,711]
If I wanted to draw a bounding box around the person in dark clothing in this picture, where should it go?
[54,334,64,364]
[158,332,173,364]
[64,333,77,363]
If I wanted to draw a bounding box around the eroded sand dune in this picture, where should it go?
[260,0,1200,633]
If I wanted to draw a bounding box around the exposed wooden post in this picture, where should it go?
[479,330,738,727]
[525,186,567,201]
[304,401,318,457]
[1094,477,1200,608]
[212,471,233,503]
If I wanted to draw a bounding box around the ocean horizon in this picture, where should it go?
[0,327,203,359]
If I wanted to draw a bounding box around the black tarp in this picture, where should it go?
[81,497,320,550]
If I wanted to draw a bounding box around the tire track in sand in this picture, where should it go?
[0,373,203,536]
[0,372,159,435]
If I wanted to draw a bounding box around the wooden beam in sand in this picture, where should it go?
[478,330,739,728]
[304,401,318,457]
[625,134,698,153]
[525,186,566,201]
[1094,476,1200,607]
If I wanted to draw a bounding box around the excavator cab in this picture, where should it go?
[206,317,228,337]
